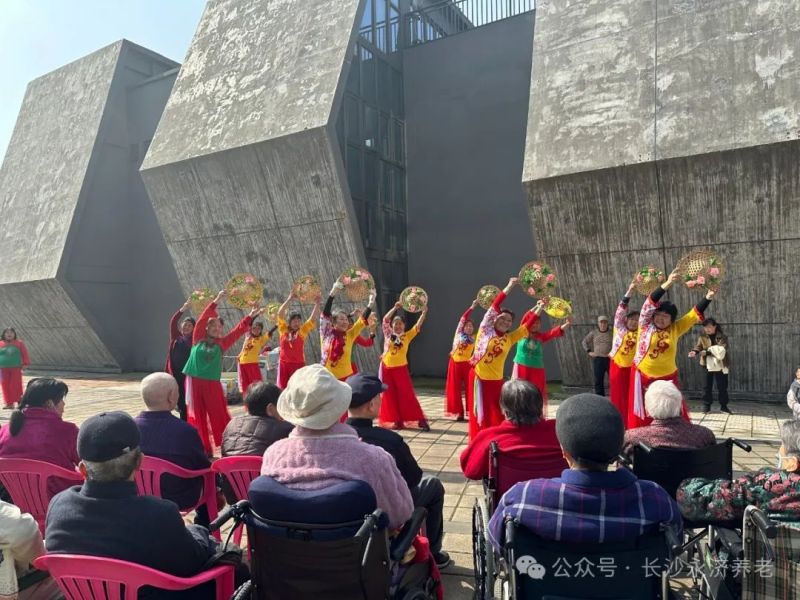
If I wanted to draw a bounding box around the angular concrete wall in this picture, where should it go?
[0,40,184,371]
[142,0,380,368]
[524,0,800,399]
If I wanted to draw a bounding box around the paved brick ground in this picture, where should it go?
[2,372,791,599]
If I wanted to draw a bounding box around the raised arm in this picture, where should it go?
[219,305,260,351]
[415,306,429,331]
[361,293,376,322]
[322,281,344,318]
[169,301,190,341]
[309,297,321,323]
[614,280,636,330]
[193,291,225,344]
[383,301,402,324]
[277,292,294,321]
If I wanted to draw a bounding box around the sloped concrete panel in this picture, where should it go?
[142,0,377,368]
[524,0,800,399]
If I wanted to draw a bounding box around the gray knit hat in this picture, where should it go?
[556,394,623,464]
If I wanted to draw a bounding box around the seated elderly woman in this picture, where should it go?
[260,364,413,528]
[622,380,716,457]
[678,420,800,524]
[460,379,566,480]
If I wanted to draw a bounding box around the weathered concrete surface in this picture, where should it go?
[142,0,379,368]
[524,0,800,398]
[403,14,558,378]
[0,41,184,371]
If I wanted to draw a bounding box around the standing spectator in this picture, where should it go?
[581,316,612,396]
[787,367,800,419]
[221,382,293,457]
[0,328,29,409]
[689,318,731,414]
[134,373,211,526]
[165,301,195,420]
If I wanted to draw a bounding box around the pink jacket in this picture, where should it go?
[0,408,79,471]
[261,423,414,527]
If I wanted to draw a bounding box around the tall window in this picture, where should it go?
[359,0,402,54]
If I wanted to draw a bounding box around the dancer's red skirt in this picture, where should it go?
[512,363,548,415]
[0,367,23,407]
[609,361,632,422]
[186,376,231,454]
[627,369,689,430]
[238,362,262,395]
[444,358,471,418]
[378,364,426,426]
[277,360,305,389]
[467,369,504,441]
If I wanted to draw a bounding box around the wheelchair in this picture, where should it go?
[210,476,439,600]
[499,516,679,599]
[472,441,567,599]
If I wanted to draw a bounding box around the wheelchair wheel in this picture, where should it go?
[231,580,252,600]
[472,498,495,599]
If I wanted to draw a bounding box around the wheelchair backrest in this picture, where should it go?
[507,519,670,599]
[632,440,732,499]
[489,443,567,506]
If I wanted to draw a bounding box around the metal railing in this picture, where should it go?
[406,0,535,46]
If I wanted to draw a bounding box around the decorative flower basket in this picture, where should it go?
[476,285,500,310]
[518,261,558,298]
[338,267,375,302]
[543,297,572,319]
[634,265,666,296]
[400,286,428,313]
[264,302,281,325]
[676,249,725,292]
[188,288,215,315]
[225,273,263,309]
[292,275,321,304]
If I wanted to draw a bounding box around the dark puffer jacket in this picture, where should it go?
[221,414,293,457]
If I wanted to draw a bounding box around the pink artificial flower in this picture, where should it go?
[657,274,665,282]
[343,276,352,284]
[244,276,255,284]
[409,304,417,312]
[708,267,720,277]
[636,274,644,283]
[686,281,696,288]
[546,274,556,282]
[528,287,536,295]
[696,275,706,285]
[360,272,370,281]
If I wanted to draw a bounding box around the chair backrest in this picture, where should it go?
[244,477,390,600]
[134,455,210,498]
[211,455,262,501]
[0,458,83,533]
[507,519,670,599]
[488,442,567,507]
[631,440,733,499]
[34,554,234,600]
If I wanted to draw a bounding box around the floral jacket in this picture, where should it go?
[677,468,800,523]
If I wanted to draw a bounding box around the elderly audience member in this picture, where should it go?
[345,373,450,569]
[489,394,682,551]
[134,372,212,525]
[460,379,566,481]
[623,380,716,457]
[261,364,413,528]
[0,378,79,497]
[678,420,800,523]
[222,382,293,457]
[45,412,221,599]
[582,315,612,396]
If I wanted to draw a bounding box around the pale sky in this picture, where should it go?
[0,0,207,163]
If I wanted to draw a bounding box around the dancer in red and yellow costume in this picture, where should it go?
[348,309,377,375]
[378,301,430,431]
[237,320,273,394]
[628,269,715,429]
[275,292,320,388]
[183,290,260,454]
[468,277,540,440]
[608,279,639,422]
[319,281,375,381]
[444,301,477,421]
[0,328,29,409]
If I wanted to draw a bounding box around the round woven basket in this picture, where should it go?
[633,265,666,296]
[225,273,263,309]
[543,297,572,319]
[518,261,558,298]
[400,286,428,313]
[476,285,500,310]
[264,302,281,325]
[338,267,376,302]
[676,249,725,291]
[292,275,321,304]
[188,288,215,316]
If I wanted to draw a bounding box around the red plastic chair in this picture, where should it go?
[0,458,83,535]
[211,455,262,545]
[34,554,234,600]
[134,456,220,540]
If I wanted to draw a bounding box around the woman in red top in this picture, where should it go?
[0,328,30,409]
[275,292,320,389]
[165,301,195,420]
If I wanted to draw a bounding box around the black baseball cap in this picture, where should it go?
[346,373,387,409]
[77,411,140,462]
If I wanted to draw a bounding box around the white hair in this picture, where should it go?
[644,380,683,419]
[141,372,178,410]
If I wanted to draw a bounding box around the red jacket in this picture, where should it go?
[460,419,567,481]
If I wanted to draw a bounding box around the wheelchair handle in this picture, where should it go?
[208,500,249,532]
[729,438,752,453]
[636,442,652,453]
[749,508,777,539]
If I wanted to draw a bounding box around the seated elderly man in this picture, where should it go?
[45,412,220,599]
[222,381,293,457]
[488,394,682,551]
[261,364,413,528]
[678,420,800,523]
[623,380,716,457]
[134,372,212,525]
[345,373,449,568]
[460,379,566,480]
